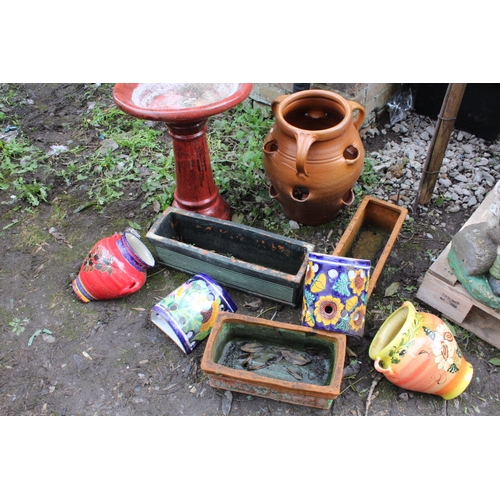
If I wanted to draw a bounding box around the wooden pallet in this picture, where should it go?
[416,190,500,349]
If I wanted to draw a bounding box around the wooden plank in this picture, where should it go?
[416,273,472,323]
[417,273,500,350]
[459,307,500,350]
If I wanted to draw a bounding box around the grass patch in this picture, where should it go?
[2,86,391,234]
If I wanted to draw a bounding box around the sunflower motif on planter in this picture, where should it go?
[349,304,366,332]
[302,253,370,337]
[348,268,368,295]
[314,295,345,327]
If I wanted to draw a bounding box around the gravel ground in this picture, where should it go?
[365,112,500,212]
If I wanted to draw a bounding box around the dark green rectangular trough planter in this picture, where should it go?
[146,208,314,306]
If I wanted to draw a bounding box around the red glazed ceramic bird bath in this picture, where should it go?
[113,83,252,220]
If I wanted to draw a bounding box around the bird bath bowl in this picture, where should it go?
[113,83,253,220]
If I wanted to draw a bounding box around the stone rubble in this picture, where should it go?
[364,112,500,213]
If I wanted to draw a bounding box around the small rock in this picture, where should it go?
[98,139,119,154]
[343,360,361,377]
[447,204,461,213]
[222,390,233,416]
[468,196,478,207]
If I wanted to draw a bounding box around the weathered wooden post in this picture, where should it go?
[414,83,467,209]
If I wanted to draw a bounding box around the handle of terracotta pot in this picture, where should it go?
[271,95,286,116]
[347,100,366,131]
[341,189,355,207]
[294,130,318,177]
[374,358,391,375]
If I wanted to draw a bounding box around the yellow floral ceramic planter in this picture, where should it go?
[302,253,371,337]
[369,301,473,400]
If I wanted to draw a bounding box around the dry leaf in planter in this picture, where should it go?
[246,362,267,371]
[255,351,281,365]
[241,354,253,367]
[240,342,264,353]
[285,366,303,380]
[281,349,311,366]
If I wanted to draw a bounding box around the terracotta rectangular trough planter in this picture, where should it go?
[200,312,346,410]
[146,208,314,306]
[332,196,407,298]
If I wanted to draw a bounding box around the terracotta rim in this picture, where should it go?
[273,89,353,140]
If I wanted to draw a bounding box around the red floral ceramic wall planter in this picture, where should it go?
[72,229,155,302]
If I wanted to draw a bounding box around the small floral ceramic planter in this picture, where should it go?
[369,301,473,399]
[302,252,371,337]
[151,273,237,354]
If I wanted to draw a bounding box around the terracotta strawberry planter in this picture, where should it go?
[200,312,346,409]
[262,89,366,225]
[146,207,314,306]
[332,196,407,298]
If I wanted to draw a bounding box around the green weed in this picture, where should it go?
[355,157,381,195]
[0,134,51,207]
[9,317,30,335]
[208,102,273,212]
[1,94,280,228]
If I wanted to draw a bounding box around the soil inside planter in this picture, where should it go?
[346,225,391,262]
[214,323,335,385]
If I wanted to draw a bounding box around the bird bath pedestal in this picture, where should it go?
[113,83,253,220]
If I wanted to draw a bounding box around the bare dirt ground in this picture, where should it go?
[1,83,499,417]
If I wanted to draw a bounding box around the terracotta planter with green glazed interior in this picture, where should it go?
[200,312,346,410]
[146,207,314,306]
[332,196,407,298]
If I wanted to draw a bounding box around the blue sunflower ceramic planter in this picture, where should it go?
[302,253,371,337]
